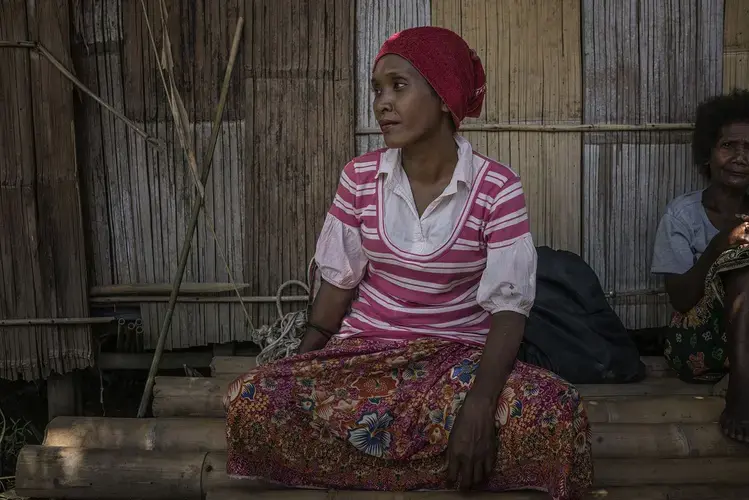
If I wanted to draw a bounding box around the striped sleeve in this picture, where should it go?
[483,173,531,249]
[328,160,363,228]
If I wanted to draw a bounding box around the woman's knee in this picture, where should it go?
[724,267,749,295]
[722,268,749,320]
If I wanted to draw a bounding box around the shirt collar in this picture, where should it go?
[377,135,475,192]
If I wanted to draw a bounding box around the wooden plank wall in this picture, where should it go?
[0,0,93,381]
[66,0,742,345]
[582,0,722,328]
[245,0,354,328]
[724,0,749,91]
[432,0,583,252]
[363,0,728,329]
[355,0,431,154]
[72,0,354,349]
[367,0,584,251]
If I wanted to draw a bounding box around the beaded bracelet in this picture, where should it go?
[306,321,338,340]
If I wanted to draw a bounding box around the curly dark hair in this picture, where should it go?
[693,89,749,176]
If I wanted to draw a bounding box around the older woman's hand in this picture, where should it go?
[722,215,749,250]
[446,392,497,490]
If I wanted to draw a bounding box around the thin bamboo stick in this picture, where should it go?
[144,0,204,198]
[605,288,666,298]
[90,295,309,304]
[0,317,115,327]
[356,123,695,134]
[136,17,245,418]
[0,40,160,147]
[94,290,662,303]
[90,283,251,296]
[116,319,126,351]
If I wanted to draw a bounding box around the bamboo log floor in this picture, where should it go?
[14,355,749,499]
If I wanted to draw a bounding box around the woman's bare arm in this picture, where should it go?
[298,280,356,354]
[664,239,724,313]
[666,216,749,313]
[446,311,525,489]
[469,311,525,401]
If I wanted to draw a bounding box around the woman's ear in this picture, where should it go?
[441,102,450,113]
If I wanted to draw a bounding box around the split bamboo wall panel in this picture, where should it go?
[359,0,733,329]
[61,0,748,356]
[432,0,583,253]
[72,0,354,349]
[355,0,430,154]
[0,0,93,380]
[582,0,722,328]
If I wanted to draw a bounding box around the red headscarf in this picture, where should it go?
[374,26,486,128]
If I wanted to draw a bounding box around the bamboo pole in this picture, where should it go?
[0,316,115,327]
[356,122,695,134]
[15,446,206,500]
[91,283,662,300]
[604,288,665,298]
[91,295,308,304]
[14,445,749,498]
[205,486,749,500]
[90,283,252,296]
[136,18,245,418]
[208,355,670,378]
[151,376,720,419]
[116,318,126,350]
[41,416,749,459]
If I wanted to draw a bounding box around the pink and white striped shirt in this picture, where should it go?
[315,135,537,346]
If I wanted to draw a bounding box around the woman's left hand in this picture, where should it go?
[446,392,498,490]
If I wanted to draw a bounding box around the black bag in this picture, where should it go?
[517,246,646,384]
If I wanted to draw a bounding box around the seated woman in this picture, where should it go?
[225,27,593,499]
[652,89,749,443]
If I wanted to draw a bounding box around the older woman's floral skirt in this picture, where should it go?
[224,337,593,500]
[665,246,749,382]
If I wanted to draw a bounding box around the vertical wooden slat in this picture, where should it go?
[355,0,430,155]
[241,0,354,327]
[71,0,250,349]
[29,0,92,377]
[582,0,723,330]
[0,0,39,380]
[433,0,582,252]
[72,0,115,289]
[241,0,257,333]
[0,0,92,381]
[723,0,749,91]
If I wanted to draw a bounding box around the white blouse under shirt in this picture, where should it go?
[315,135,537,317]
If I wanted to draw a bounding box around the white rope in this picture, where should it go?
[250,260,316,365]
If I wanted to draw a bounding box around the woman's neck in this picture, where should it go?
[704,183,747,215]
[401,129,459,185]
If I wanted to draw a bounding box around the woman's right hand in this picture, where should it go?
[718,216,749,252]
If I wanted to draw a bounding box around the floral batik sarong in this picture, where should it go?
[665,246,749,382]
[224,337,593,500]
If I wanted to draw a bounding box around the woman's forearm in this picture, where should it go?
[468,311,526,402]
[665,237,725,313]
[298,280,355,354]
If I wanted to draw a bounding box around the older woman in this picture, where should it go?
[652,89,749,443]
[225,27,593,498]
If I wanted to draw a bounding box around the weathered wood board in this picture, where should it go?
[723,0,749,91]
[71,0,355,348]
[0,0,93,380]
